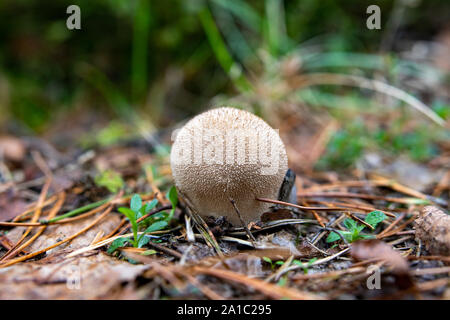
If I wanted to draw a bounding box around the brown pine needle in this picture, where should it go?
[182,273,226,300]
[345,212,374,230]
[297,191,424,205]
[256,197,347,211]
[0,200,111,228]
[193,266,324,300]
[2,192,66,261]
[1,153,53,261]
[313,200,396,218]
[0,205,113,268]
[12,194,58,222]
[377,215,417,239]
[377,212,407,238]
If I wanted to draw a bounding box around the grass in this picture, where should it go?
[2,1,447,169]
[199,0,447,168]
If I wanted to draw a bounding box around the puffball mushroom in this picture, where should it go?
[170,107,289,225]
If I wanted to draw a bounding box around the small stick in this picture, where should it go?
[377,212,407,238]
[0,152,52,261]
[313,200,395,218]
[1,192,66,261]
[256,197,346,211]
[297,191,427,205]
[345,212,374,230]
[301,201,325,227]
[377,215,417,239]
[229,198,256,244]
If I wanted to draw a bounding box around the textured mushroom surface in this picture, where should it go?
[170,107,288,225]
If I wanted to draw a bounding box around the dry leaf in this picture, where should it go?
[351,239,413,289]
[0,252,148,299]
[5,212,121,254]
[0,192,29,222]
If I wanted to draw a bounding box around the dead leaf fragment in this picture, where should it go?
[414,206,450,256]
[0,192,29,222]
[351,239,413,289]
[0,252,148,299]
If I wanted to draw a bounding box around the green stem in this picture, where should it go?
[41,198,110,224]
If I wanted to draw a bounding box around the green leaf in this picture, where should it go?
[141,249,157,256]
[137,235,150,248]
[118,207,136,221]
[167,186,178,208]
[130,194,142,212]
[142,199,158,214]
[275,261,284,266]
[145,220,168,233]
[343,218,358,231]
[365,211,387,228]
[107,237,130,254]
[359,234,375,239]
[292,260,303,266]
[167,186,178,220]
[326,231,341,243]
[262,256,272,264]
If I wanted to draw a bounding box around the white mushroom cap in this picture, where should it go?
[170,107,288,225]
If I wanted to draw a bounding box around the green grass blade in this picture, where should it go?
[131,0,152,103]
[198,5,252,92]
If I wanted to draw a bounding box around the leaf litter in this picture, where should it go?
[0,118,448,300]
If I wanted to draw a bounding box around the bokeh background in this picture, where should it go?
[0,0,448,171]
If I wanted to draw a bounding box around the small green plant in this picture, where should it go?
[108,189,178,254]
[262,256,284,271]
[326,210,386,243]
[277,276,287,287]
[293,258,318,274]
[94,170,124,193]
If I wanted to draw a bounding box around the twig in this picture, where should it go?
[377,212,407,238]
[193,266,324,300]
[256,197,347,211]
[345,212,374,230]
[229,198,256,245]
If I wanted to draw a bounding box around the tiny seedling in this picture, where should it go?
[326,210,386,243]
[293,258,318,274]
[263,257,286,271]
[262,257,277,270]
[108,188,178,254]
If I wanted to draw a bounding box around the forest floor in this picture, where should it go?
[0,105,449,300]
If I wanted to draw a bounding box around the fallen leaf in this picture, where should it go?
[5,211,121,254]
[0,252,148,299]
[0,191,29,222]
[351,239,413,289]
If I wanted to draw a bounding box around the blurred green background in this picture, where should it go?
[0,0,448,167]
